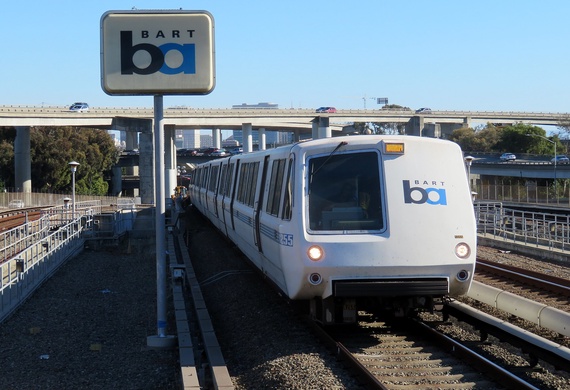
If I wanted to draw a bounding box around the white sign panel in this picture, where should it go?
[101,10,215,95]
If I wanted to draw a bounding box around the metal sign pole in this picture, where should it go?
[147,94,175,348]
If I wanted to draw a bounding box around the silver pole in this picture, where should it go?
[154,95,167,338]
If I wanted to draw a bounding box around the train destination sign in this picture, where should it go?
[100,10,215,95]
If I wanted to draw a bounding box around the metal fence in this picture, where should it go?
[0,216,85,323]
[0,190,140,209]
[475,201,570,252]
[473,183,570,207]
[0,201,138,323]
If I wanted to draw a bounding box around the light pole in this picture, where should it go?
[68,161,79,220]
[526,134,557,196]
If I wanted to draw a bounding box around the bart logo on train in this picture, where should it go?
[120,31,196,75]
[402,180,447,205]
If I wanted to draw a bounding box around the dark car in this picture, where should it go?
[316,107,337,113]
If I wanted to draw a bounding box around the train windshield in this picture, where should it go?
[308,151,383,232]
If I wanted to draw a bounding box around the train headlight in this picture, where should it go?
[455,242,471,259]
[307,245,324,261]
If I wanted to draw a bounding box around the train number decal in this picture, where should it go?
[279,233,294,247]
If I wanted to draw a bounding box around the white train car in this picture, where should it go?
[189,135,476,324]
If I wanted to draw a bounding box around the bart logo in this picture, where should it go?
[403,180,447,205]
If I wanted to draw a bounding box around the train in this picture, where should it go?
[188,135,476,324]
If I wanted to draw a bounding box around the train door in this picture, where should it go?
[254,156,270,254]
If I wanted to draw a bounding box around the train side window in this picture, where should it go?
[237,164,248,204]
[236,162,259,207]
[208,165,219,192]
[248,162,259,207]
[266,159,286,216]
[219,164,228,195]
[226,162,235,197]
[281,158,294,221]
[201,166,210,188]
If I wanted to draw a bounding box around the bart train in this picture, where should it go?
[189,135,476,324]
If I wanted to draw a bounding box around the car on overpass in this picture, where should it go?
[415,107,432,114]
[552,155,570,164]
[500,153,516,162]
[69,102,89,112]
[315,107,337,113]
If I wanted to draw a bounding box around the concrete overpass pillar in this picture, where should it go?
[164,125,177,197]
[212,128,221,149]
[139,132,154,204]
[14,126,32,196]
[463,117,472,128]
[126,131,138,150]
[111,166,122,196]
[317,116,331,139]
[311,121,318,140]
[406,116,425,136]
[293,130,300,143]
[259,128,266,150]
[125,131,139,180]
[243,123,253,153]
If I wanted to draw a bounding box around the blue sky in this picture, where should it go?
[2,1,569,113]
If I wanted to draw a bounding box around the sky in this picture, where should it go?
[2,1,570,115]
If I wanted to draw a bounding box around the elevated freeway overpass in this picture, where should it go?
[1,105,568,134]
[2,104,568,203]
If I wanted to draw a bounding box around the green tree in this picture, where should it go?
[495,123,536,153]
[448,124,502,152]
[0,126,118,195]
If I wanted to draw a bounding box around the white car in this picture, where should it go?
[500,153,516,162]
[210,149,229,157]
[69,102,89,112]
[552,155,570,164]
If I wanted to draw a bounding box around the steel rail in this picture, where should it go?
[476,258,570,296]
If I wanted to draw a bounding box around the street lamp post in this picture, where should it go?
[68,161,80,220]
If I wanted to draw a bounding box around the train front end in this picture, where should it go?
[293,135,476,324]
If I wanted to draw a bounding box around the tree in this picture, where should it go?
[448,124,502,152]
[0,126,119,195]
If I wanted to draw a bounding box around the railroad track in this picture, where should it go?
[476,258,570,299]
[305,306,569,389]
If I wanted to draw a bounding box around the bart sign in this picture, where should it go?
[101,10,215,95]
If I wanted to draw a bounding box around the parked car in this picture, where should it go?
[69,102,89,112]
[500,153,516,162]
[201,147,219,155]
[315,107,337,113]
[552,155,570,164]
[415,107,432,114]
[210,149,229,157]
